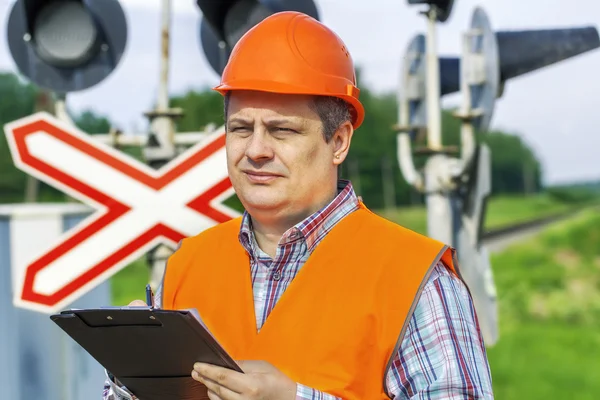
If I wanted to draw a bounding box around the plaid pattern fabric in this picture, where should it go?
[238,180,359,330]
[103,180,493,399]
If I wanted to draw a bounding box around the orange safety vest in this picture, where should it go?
[162,203,461,399]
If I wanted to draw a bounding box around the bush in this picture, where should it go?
[546,187,599,204]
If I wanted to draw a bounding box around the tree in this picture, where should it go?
[0,73,37,202]
[75,110,112,134]
[170,88,225,131]
[0,72,123,203]
[483,131,541,194]
[0,69,545,206]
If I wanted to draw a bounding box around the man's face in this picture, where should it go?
[225,90,350,222]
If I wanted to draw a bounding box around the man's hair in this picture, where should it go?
[223,93,351,142]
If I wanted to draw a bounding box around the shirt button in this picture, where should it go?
[273,272,282,281]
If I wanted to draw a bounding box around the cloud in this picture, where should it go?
[123,0,199,16]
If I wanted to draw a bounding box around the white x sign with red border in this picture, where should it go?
[4,112,240,314]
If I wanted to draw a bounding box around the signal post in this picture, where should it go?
[397,1,600,346]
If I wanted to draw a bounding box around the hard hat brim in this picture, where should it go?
[213,81,365,130]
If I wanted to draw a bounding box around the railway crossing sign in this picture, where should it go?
[4,112,239,314]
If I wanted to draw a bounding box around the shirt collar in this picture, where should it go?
[238,179,360,258]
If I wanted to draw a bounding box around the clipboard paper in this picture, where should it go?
[50,308,241,400]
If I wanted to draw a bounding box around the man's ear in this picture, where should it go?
[332,121,354,166]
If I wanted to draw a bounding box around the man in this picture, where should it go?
[104,11,493,400]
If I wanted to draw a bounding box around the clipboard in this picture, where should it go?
[50,307,242,400]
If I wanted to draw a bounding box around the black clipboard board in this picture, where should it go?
[50,307,242,400]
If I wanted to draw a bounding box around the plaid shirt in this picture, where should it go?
[104,180,494,399]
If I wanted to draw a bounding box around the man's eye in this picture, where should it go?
[276,127,296,133]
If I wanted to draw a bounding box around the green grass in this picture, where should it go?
[486,209,600,398]
[488,322,600,399]
[376,204,429,234]
[110,257,151,307]
[483,194,577,229]
[376,193,581,235]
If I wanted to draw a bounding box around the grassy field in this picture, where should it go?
[376,192,581,235]
[486,209,600,399]
[111,257,152,307]
[110,193,586,305]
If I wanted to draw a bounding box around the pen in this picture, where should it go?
[145,284,154,308]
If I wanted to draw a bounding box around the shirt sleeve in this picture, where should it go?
[102,370,136,400]
[296,384,342,399]
[385,262,494,399]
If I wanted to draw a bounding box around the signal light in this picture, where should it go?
[197,0,320,76]
[6,0,128,93]
[399,8,600,133]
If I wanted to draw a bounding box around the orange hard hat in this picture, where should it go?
[213,11,365,129]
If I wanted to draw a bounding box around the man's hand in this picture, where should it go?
[191,360,297,400]
[128,300,147,306]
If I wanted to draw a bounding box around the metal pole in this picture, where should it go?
[349,159,362,196]
[523,163,534,195]
[425,7,442,150]
[54,93,75,126]
[51,93,78,203]
[149,0,176,158]
[397,5,499,346]
[25,90,56,202]
[146,0,178,290]
[219,41,228,74]
[382,155,396,211]
[424,157,457,245]
[423,6,454,244]
[158,0,170,112]
[144,0,182,290]
[143,0,179,168]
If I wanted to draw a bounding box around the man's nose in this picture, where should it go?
[245,130,274,161]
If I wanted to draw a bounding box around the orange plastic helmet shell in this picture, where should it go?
[213,11,365,130]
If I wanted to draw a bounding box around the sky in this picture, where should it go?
[0,0,599,185]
